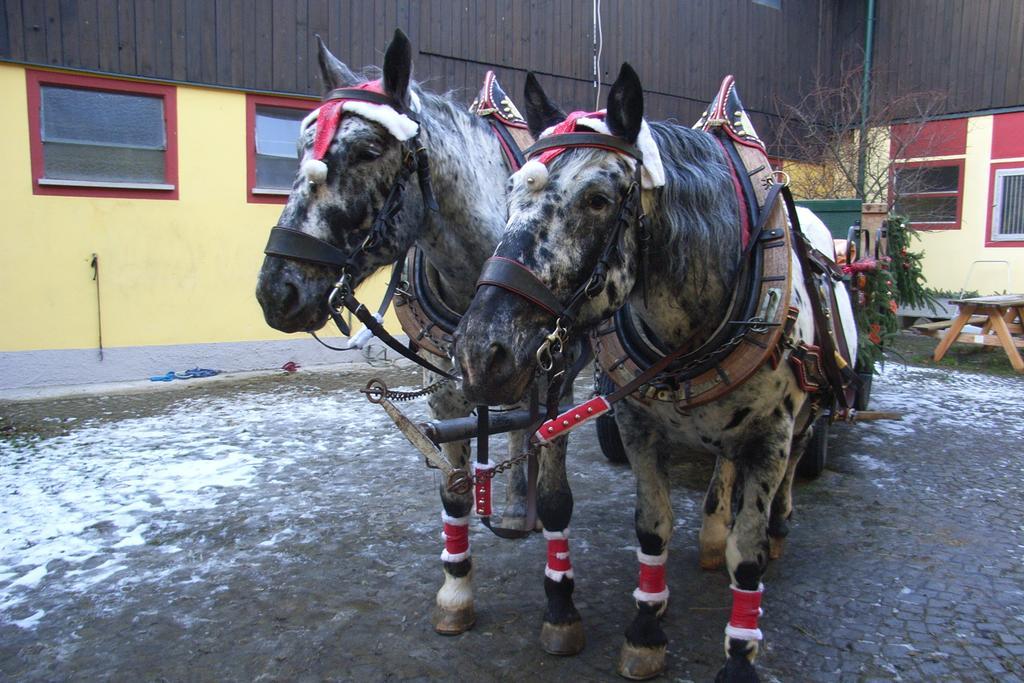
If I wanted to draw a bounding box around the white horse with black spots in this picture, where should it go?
[454,64,855,681]
[255,29,575,637]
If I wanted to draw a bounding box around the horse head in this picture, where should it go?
[256,29,428,333]
[455,65,651,405]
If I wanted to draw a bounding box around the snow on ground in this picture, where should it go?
[0,377,429,625]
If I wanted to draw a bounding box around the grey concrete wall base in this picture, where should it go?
[0,336,410,390]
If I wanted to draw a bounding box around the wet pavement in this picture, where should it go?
[1,362,1023,682]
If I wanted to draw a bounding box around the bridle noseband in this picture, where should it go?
[475,132,648,374]
[262,85,455,379]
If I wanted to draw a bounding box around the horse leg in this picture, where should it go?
[615,401,673,680]
[717,428,792,683]
[699,457,735,570]
[536,436,585,656]
[427,373,476,635]
[496,428,531,530]
[767,430,807,560]
[504,375,576,530]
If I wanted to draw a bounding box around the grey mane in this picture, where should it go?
[645,123,742,294]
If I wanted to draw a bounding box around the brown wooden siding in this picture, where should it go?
[2,0,1021,136]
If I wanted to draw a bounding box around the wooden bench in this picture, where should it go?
[925,295,1024,372]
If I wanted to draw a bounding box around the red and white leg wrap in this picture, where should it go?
[440,512,470,562]
[632,549,670,603]
[473,462,495,516]
[543,528,574,581]
[725,583,764,641]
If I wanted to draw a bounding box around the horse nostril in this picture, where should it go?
[485,341,510,374]
[281,282,302,317]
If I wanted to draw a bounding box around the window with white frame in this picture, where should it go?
[992,168,1024,241]
[39,85,170,187]
[253,105,307,192]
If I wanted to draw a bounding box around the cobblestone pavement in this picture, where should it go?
[1,362,1023,682]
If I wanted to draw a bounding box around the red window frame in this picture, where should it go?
[889,158,965,230]
[985,160,1024,248]
[26,69,178,200]
[245,94,318,204]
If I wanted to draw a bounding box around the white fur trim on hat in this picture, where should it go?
[572,116,665,190]
[300,91,421,143]
[341,100,419,141]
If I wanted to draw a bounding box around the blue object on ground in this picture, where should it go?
[175,368,220,379]
[150,368,220,382]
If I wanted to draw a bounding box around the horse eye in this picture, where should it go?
[351,145,382,163]
[587,193,612,211]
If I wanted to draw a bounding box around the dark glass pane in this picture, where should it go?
[255,154,300,190]
[998,174,1024,237]
[255,106,307,158]
[895,196,958,224]
[43,142,165,183]
[893,165,959,194]
[41,86,165,149]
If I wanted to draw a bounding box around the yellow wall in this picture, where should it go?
[0,64,396,353]
[913,116,1024,294]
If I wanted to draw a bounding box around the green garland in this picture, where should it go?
[852,214,932,371]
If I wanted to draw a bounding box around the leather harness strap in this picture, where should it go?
[477,257,565,318]
[525,132,643,161]
[265,227,349,269]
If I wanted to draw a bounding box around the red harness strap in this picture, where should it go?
[473,462,495,516]
[715,137,751,250]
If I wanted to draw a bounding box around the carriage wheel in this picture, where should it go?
[595,371,629,464]
[796,414,829,478]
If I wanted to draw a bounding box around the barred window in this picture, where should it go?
[992,168,1024,241]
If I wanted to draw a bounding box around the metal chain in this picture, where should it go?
[362,377,453,403]
[455,445,535,492]
[653,317,775,388]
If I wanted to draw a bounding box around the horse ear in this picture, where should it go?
[606,63,644,144]
[524,72,566,138]
[316,35,358,91]
[382,28,413,110]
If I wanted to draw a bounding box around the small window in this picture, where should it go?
[992,168,1024,241]
[246,95,316,203]
[753,0,781,8]
[892,161,963,229]
[27,70,177,199]
[255,106,307,190]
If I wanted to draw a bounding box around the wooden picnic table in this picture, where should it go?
[915,294,1024,372]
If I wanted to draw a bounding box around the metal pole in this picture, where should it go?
[90,253,104,361]
[857,0,877,199]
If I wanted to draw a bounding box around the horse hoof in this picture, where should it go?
[714,655,760,682]
[433,605,475,635]
[540,620,585,655]
[699,548,726,570]
[495,515,530,531]
[768,535,785,560]
[617,641,667,680]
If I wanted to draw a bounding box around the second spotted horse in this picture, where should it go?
[455,65,859,680]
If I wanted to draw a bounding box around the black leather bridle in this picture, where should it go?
[262,86,454,378]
